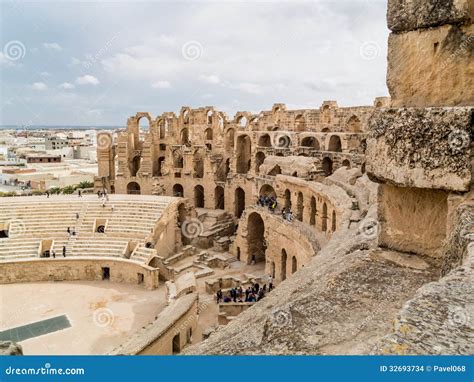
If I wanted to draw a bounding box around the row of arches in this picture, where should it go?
[256,133,344,152]
[172,184,225,210]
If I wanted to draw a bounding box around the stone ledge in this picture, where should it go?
[388,0,473,33]
[366,107,473,191]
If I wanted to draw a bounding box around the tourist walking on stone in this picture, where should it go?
[62,246,66,257]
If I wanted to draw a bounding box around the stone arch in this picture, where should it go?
[153,156,165,177]
[173,184,184,197]
[215,186,224,209]
[296,192,304,221]
[247,212,266,264]
[182,109,190,124]
[237,115,247,128]
[255,151,265,173]
[259,184,276,198]
[328,135,342,152]
[235,187,245,218]
[291,256,297,274]
[129,155,141,177]
[295,114,305,132]
[322,157,333,176]
[158,119,166,139]
[193,152,204,178]
[284,189,291,210]
[301,136,320,149]
[225,128,235,151]
[180,128,190,145]
[258,134,271,147]
[281,249,287,281]
[204,127,213,140]
[137,115,151,132]
[268,165,281,176]
[173,152,184,168]
[310,196,316,226]
[206,110,213,124]
[332,209,337,232]
[194,185,204,208]
[322,202,328,232]
[127,181,141,194]
[342,159,351,168]
[347,115,362,133]
[236,135,251,174]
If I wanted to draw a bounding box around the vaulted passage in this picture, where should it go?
[215,186,224,209]
[247,212,266,264]
[194,185,204,208]
[236,135,251,174]
[126,182,141,194]
[235,187,245,218]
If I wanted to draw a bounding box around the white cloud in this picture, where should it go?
[40,71,51,77]
[158,34,176,47]
[151,80,171,89]
[31,82,47,91]
[236,82,263,95]
[43,42,62,51]
[199,74,220,84]
[0,52,13,66]
[75,75,100,85]
[59,82,75,90]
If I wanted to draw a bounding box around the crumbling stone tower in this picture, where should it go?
[367,0,473,265]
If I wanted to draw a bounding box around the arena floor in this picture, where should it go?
[0,281,167,355]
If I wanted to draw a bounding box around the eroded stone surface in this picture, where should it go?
[366,107,473,191]
[388,0,474,32]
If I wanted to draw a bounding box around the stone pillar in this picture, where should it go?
[366,0,473,259]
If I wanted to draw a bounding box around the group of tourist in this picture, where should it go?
[216,279,274,304]
[257,195,278,212]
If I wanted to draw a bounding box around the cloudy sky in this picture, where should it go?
[1,0,389,126]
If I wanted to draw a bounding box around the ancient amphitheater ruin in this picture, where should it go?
[0,0,472,356]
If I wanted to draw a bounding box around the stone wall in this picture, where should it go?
[0,257,159,290]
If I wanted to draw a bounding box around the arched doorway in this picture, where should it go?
[322,157,333,176]
[236,135,251,174]
[310,196,316,226]
[284,189,291,210]
[259,184,276,198]
[281,249,287,281]
[127,182,141,195]
[194,185,204,208]
[255,151,265,173]
[342,159,350,168]
[174,153,184,168]
[295,115,305,132]
[291,256,297,274]
[322,202,328,232]
[296,192,304,221]
[180,128,190,145]
[347,115,361,133]
[225,129,235,151]
[301,136,320,149]
[172,333,181,354]
[268,165,281,176]
[204,128,213,140]
[173,184,184,197]
[247,212,266,263]
[154,156,165,177]
[332,210,337,232]
[258,134,271,147]
[193,153,204,178]
[328,135,342,152]
[129,156,141,177]
[215,186,224,209]
[235,187,245,218]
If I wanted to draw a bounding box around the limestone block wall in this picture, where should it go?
[387,0,473,107]
[0,257,159,290]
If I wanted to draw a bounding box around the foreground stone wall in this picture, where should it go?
[0,257,159,290]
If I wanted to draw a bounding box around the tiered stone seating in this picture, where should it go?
[0,195,175,262]
[130,245,156,263]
